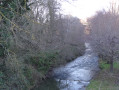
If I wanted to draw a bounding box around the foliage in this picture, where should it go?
[0,0,32,89]
[0,0,85,89]
[25,51,58,75]
[0,0,30,14]
[0,0,30,57]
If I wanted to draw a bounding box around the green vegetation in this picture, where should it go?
[99,61,119,70]
[25,51,58,76]
[0,0,85,89]
[87,61,119,90]
[0,51,59,89]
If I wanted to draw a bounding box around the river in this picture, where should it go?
[35,43,99,90]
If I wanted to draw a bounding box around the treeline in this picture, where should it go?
[0,0,85,89]
[88,3,119,72]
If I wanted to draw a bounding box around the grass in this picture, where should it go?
[87,61,119,90]
[99,61,119,70]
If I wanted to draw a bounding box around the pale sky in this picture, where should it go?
[61,0,119,21]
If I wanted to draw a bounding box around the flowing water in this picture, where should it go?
[35,43,99,90]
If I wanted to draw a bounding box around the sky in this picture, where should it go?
[61,0,119,21]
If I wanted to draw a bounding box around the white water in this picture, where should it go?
[53,43,99,90]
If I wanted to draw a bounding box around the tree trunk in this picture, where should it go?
[110,46,114,72]
[110,58,113,72]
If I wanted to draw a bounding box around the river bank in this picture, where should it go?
[87,61,119,90]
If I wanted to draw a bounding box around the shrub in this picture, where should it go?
[25,51,58,75]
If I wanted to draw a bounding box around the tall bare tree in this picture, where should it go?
[88,9,119,72]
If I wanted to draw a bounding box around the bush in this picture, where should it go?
[25,51,58,75]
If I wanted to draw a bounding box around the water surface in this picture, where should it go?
[35,43,99,90]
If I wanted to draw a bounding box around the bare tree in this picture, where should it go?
[88,9,119,72]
